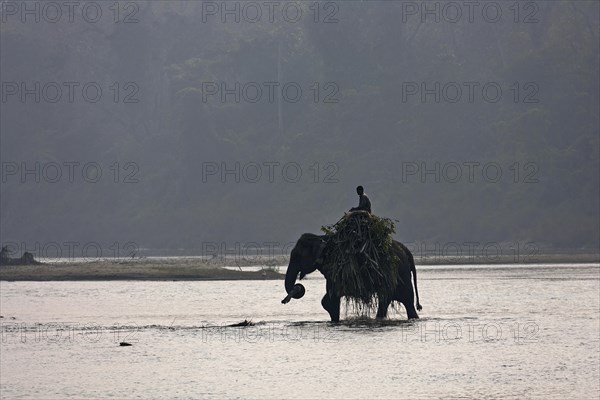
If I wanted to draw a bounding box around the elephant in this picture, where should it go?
[283,233,422,322]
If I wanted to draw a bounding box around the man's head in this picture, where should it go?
[356,185,364,195]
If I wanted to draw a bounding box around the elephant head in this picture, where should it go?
[284,233,327,295]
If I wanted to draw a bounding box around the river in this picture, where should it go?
[1,264,598,399]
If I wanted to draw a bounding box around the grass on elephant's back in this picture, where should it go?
[320,212,400,314]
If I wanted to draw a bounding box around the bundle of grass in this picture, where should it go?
[320,211,400,315]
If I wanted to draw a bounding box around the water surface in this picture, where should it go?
[1,264,599,399]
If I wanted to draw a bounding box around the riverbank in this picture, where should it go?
[0,258,285,281]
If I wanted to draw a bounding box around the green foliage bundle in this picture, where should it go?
[320,212,400,313]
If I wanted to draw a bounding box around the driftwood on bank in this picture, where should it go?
[0,247,42,266]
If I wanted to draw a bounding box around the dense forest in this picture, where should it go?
[1,1,598,256]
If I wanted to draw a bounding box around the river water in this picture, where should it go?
[1,264,598,399]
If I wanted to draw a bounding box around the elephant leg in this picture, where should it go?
[376,297,391,319]
[403,301,419,319]
[321,293,340,323]
[395,272,419,319]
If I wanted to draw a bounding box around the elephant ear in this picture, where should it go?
[315,239,327,263]
[313,239,327,265]
[299,237,327,280]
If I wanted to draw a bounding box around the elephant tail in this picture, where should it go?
[408,250,422,311]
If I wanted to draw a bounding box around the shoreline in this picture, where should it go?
[0,263,285,281]
[0,253,598,281]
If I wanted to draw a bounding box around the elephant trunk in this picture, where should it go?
[284,262,300,294]
[282,261,306,304]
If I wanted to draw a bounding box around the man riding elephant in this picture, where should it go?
[349,185,372,213]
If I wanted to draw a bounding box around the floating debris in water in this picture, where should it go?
[227,319,254,327]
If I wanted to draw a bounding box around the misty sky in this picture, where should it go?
[1,0,598,258]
